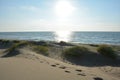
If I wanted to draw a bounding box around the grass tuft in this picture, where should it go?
[97,45,117,59]
[62,46,89,57]
[6,41,31,53]
[33,45,49,56]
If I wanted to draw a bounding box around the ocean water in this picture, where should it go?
[0,32,120,45]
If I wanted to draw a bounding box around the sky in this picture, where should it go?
[0,0,120,32]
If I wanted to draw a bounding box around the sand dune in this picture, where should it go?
[0,40,120,80]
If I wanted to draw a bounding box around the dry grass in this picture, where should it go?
[6,41,31,53]
[97,45,117,59]
[62,46,89,57]
[32,45,49,56]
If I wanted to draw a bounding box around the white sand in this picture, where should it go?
[0,46,119,80]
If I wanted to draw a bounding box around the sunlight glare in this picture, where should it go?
[54,31,72,42]
[54,0,75,18]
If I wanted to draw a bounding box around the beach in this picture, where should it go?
[0,0,120,79]
[0,39,120,80]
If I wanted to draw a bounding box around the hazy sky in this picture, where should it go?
[0,0,120,32]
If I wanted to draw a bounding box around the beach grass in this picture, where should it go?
[62,46,89,57]
[6,41,31,53]
[97,44,117,59]
[0,39,11,45]
[32,45,49,56]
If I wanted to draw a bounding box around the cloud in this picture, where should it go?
[20,6,39,11]
[6,5,40,12]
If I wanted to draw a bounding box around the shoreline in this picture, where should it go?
[0,39,120,46]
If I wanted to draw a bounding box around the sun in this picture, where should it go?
[54,0,75,18]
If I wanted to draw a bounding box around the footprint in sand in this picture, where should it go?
[75,69,82,72]
[59,66,66,69]
[51,64,57,67]
[99,67,112,73]
[77,73,86,76]
[75,69,85,76]
[93,77,103,80]
[65,70,70,73]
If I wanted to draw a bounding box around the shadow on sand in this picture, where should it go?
[63,52,120,67]
[2,50,20,57]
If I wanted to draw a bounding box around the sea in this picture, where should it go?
[0,32,120,45]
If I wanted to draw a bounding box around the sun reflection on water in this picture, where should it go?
[54,31,72,42]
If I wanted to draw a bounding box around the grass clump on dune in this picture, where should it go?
[97,45,117,59]
[0,39,10,44]
[5,40,49,56]
[62,46,89,57]
[33,46,49,56]
[6,41,30,53]
[2,41,31,57]
[0,39,9,43]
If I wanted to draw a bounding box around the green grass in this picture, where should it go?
[0,39,10,43]
[33,45,49,56]
[5,40,49,56]
[113,46,120,51]
[4,40,49,56]
[13,40,20,43]
[0,39,9,42]
[6,41,31,53]
[97,45,117,59]
[62,46,89,57]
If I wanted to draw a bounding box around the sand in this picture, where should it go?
[0,40,120,80]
